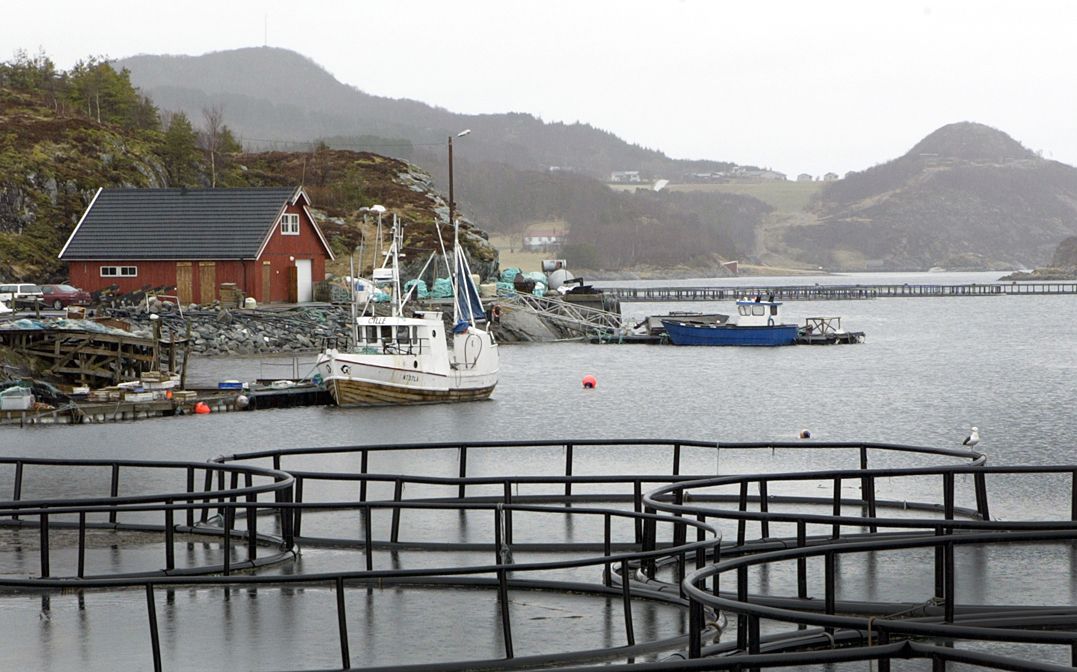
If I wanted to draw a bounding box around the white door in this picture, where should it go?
[296,259,313,302]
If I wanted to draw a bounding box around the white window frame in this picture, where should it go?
[280,213,300,236]
[100,265,138,278]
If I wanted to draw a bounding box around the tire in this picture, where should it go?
[53,300,63,310]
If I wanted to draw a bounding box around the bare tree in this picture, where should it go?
[200,104,225,187]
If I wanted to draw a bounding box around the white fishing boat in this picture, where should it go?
[315,215,498,406]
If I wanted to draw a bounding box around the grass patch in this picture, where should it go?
[668,182,825,213]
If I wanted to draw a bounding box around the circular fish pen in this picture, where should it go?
[3,439,1077,670]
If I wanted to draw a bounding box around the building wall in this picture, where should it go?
[67,259,245,303]
[255,203,329,303]
[65,203,330,304]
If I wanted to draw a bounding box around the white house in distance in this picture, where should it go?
[610,171,641,183]
[796,173,814,182]
[523,232,563,251]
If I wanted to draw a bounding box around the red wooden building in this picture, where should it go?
[59,187,334,304]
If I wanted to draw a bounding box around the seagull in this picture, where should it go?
[963,427,980,448]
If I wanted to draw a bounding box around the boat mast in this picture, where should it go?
[392,213,403,317]
[452,217,460,324]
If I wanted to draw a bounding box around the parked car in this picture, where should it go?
[0,283,44,307]
[40,284,92,309]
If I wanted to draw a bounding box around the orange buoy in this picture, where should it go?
[194,401,211,414]
[165,389,173,400]
[582,374,597,389]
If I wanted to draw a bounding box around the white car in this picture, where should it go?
[0,283,44,307]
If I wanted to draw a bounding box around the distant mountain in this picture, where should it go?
[116,47,734,181]
[771,122,1077,270]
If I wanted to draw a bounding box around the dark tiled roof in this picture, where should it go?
[60,187,301,260]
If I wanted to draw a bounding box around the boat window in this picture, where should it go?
[365,326,378,343]
[380,326,392,341]
[396,326,411,343]
[752,305,765,316]
[770,305,778,316]
[738,305,749,316]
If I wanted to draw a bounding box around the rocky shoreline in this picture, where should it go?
[108,298,564,358]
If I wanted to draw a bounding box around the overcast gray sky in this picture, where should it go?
[4,0,1074,176]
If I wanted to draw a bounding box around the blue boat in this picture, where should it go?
[661,299,798,346]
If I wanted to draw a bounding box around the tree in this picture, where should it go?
[200,105,225,189]
[162,112,200,186]
[67,57,158,130]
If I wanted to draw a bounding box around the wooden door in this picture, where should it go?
[261,262,271,303]
[287,266,299,303]
[176,262,193,304]
[199,262,216,305]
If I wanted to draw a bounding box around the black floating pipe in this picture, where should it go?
[390,479,403,544]
[621,558,635,646]
[165,503,174,572]
[109,463,120,525]
[223,506,233,576]
[294,477,304,540]
[185,466,195,528]
[336,576,350,669]
[456,446,466,500]
[39,511,49,578]
[364,505,373,572]
[564,444,573,498]
[145,584,162,672]
[12,458,23,523]
[361,449,369,503]
[78,511,86,579]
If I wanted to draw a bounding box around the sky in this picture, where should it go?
[4,0,1076,176]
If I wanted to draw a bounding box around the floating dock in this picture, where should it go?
[0,382,331,426]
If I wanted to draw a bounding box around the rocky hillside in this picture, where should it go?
[0,86,166,280]
[1050,236,1077,268]
[0,55,496,284]
[771,123,1077,270]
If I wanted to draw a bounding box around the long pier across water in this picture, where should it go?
[601,282,1077,302]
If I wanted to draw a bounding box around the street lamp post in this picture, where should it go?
[447,129,471,227]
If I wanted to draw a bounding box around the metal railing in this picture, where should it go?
[10,439,1077,671]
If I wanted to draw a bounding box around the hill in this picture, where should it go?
[769,122,1077,270]
[0,53,496,283]
[116,48,765,271]
[0,53,758,283]
[116,47,735,181]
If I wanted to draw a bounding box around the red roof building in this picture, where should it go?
[59,187,334,304]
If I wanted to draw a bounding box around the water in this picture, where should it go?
[1,272,1076,670]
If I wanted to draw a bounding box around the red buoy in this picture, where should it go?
[194,401,211,414]
[582,374,597,389]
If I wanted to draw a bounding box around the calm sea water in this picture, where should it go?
[2,271,1076,670]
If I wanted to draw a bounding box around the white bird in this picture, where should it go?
[963,427,980,447]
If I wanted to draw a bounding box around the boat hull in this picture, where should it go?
[317,347,498,407]
[662,320,798,346]
[327,376,495,406]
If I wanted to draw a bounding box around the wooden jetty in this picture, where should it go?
[601,282,1077,302]
[0,326,158,384]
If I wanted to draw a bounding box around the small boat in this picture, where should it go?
[661,298,798,346]
[796,316,865,345]
[315,215,499,406]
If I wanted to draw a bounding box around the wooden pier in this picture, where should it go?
[601,282,1077,302]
